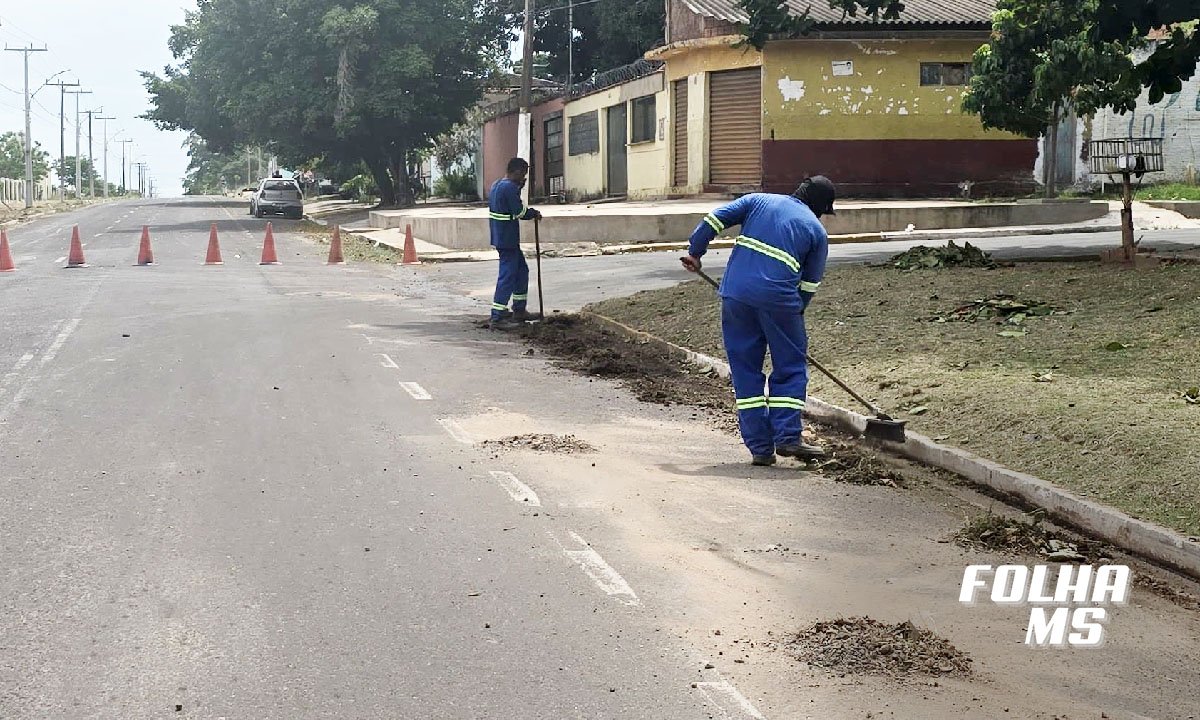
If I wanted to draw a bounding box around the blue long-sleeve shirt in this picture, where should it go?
[688,193,828,312]
[489,178,536,249]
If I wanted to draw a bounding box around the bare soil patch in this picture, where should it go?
[481,433,596,455]
[587,260,1200,536]
[787,617,973,679]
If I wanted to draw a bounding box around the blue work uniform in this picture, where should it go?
[489,177,537,320]
[688,193,829,457]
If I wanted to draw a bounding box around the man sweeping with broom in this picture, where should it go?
[681,176,836,466]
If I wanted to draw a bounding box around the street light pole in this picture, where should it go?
[45,79,79,200]
[5,45,48,209]
[65,89,91,198]
[519,0,535,206]
[97,116,115,198]
[84,107,103,198]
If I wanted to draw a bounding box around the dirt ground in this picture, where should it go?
[588,259,1200,537]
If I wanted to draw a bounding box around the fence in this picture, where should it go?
[0,177,63,204]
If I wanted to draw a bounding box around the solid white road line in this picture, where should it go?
[696,680,767,720]
[551,530,640,606]
[399,382,431,400]
[376,353,399,369]
[437,418,475,444]
[488,471,541,507]
[0,318,82,422]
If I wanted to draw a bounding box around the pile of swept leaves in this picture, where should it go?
[891,240,998,270]
[930,294,1070,330]
[787,617,973,678]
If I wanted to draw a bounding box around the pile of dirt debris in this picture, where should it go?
[787,617,973,678]
[481,434,596,454]
[517,315,739,433]
[955,513,1104,562]
[812,440,905,487]
[890,240,999,270]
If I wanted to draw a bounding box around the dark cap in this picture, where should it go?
[794,175,837,216]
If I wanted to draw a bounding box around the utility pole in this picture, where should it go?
[567,0,573,97]
[97,116,115,198]
[45,79,79,199]
[519,0,534,206]
[84,107,103,198]
[133,162,147,197]
[118,139,133,194]
[65,89,92,198]
[5,45,48,209]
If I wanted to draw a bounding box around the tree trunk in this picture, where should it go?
[391,154,414,208]
[365,156,395,207]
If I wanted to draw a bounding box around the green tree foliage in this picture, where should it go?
[737,0,905,50]
[142,0,512,206]
[512,0,666,84]
[964,0,1200,138]
[0,131,51,182]
[55,156,100,193]
[182,135,258,195]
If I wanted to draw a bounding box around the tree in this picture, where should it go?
[142,0,513,207]
[514,0,665,85]
[55,156,100,194]
[182,134,258,195]
[737,0,906,50]
[0,131,51,182]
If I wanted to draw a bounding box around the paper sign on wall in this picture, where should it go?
[832,60,854,76]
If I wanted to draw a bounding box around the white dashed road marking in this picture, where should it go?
[399,382,431,400]
[54,256,65,264]
[0,318,81,422]
[488,471,541,507]
[696,680,767,720]
[376,353,399,369]
[550,530,640,606]
[437,418,474,444]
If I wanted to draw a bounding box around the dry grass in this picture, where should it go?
[588,260,1200,536]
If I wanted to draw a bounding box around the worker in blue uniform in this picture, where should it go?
[488,157,542,330]
[681,176,836,466]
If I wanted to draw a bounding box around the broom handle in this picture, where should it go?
[694,268,889,419]
[535,217,545,317]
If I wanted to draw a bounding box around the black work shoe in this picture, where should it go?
[511,309,539,322]
[777,443,827,460]
[751,454,777,467]
[489,317,522,331]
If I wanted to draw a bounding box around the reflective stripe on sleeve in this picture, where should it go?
[734,236,801,273]
[799,280,821,293]
[704,213,725,233]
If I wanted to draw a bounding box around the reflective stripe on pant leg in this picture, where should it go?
[760,306,809,446]
[493,249,518,318]
[722,298,773,456]
[513,253,530,310]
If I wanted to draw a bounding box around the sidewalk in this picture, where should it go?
[344,199,1200,264]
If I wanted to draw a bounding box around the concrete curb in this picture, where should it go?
[581,310,1200,582]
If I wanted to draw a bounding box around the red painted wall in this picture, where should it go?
[761,139,1039,197]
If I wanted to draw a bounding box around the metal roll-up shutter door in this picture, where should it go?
[709,68,762,187]
[673,79,689,187]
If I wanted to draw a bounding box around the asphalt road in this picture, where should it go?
[3,197,1199,719]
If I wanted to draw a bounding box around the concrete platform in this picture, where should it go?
[368,199,1110,251]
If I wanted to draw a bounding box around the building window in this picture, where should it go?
[630,95,657,144]
[920,62,972,86]
[544,114,564,186]
[568,110,599,156]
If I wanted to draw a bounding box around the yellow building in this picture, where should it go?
[648,0,1036,197]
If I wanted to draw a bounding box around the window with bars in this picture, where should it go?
[630,95,657,144]
[920,62,972,86]
[568,110,599,156]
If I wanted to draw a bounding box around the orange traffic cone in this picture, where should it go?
[0,229,14,272]
[136,225,155,266]
[204,223,224,265]
[400,224,421,266]
[260,222,280,265]
[327,226,345,265]
[66,225,87,268]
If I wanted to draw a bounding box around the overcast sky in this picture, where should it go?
[0,3,195,197]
